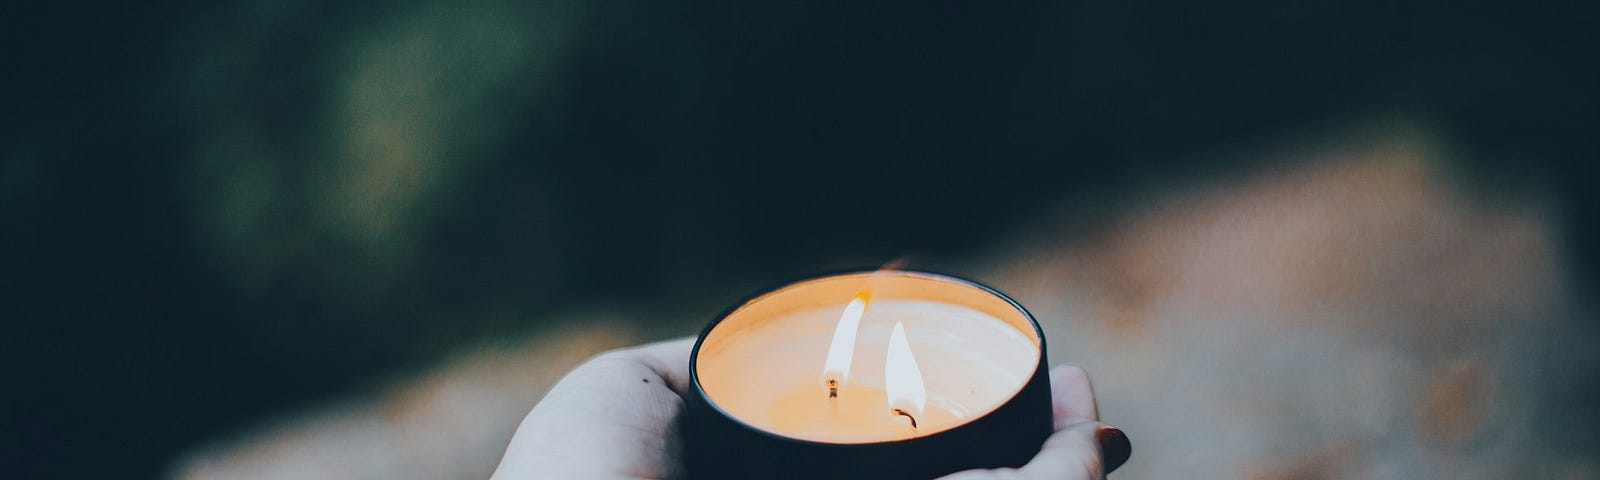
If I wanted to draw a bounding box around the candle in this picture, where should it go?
[686,270,1053,479]
[696,288,1038,442]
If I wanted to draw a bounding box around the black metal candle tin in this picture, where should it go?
[684,270,1053,479]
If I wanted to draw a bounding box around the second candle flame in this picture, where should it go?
[885,321,926,422]
[821,292,870,393]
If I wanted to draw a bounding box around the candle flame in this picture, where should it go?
[822,292,870,389]
[885,321,926,419]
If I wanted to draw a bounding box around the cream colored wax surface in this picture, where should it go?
[696,298,1039,443]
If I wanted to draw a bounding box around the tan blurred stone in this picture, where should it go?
[170,318,641,480]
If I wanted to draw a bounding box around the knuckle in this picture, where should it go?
[585,347,642,367]
[1071,444,1106,478]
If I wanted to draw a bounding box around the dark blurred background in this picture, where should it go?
[3,0,1597,478]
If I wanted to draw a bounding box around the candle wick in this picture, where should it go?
[892,408,918,429]
[826,378,838,399]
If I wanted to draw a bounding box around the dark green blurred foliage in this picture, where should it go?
[3,0,1596,477]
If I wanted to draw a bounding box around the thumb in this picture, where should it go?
[1017,421,1117,479]
[937,421,1129,480]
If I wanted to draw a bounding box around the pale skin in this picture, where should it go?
[493,337,1126,479]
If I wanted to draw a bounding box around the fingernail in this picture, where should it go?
[1097,427,1131,474]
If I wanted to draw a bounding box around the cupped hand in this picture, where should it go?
[491,337,1130,479]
